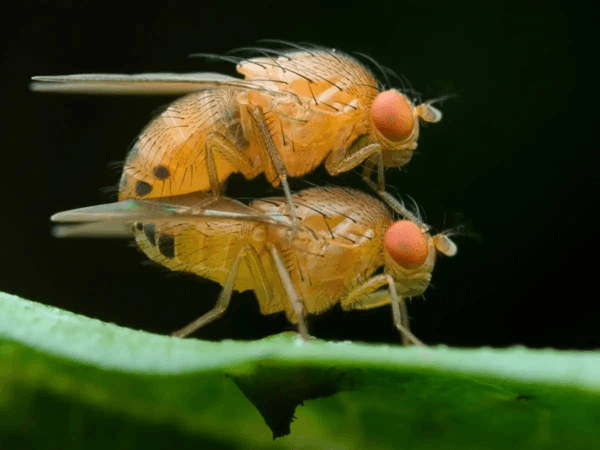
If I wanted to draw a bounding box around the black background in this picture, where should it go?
[3,1,596,348]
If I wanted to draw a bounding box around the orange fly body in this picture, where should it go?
[51,187,456,345]
[32,43,443,228]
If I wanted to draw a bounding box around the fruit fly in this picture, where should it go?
[32,43,443,229]
[51,187,456,345]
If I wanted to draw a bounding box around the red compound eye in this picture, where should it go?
[384,220,428,269]
[371,90,415,142]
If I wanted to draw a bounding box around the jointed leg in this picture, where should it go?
[326,146,429,231]
[340,274,389,310]
[341,274,425,346]
[361,155,429,232]
[171,246,246,338]
[269,245,309,340]
[204,138,221,197]
[205,132,260,197]
[385,275,425,347]
[325,142,382,176]
[362,175,426,231]
[248,107,298,236]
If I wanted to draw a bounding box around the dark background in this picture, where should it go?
[3,2,595,348]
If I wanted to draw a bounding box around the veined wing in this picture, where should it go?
[51,194,292,238]
[30,72,281,95]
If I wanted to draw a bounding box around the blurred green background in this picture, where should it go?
[1,0,595,348]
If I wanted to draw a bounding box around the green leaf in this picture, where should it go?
[1,291,600,449]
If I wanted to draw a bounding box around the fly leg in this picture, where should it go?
[385,275,425,347]
[325,145,428,230]
[269,245,309,340]
[247,107,298,238]
[205,132,260,198]
[171,245,247,338]
[325,141,382,176]
[340,274,425,347]
[361,155,428,231]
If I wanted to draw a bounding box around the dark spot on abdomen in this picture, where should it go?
[153,165,170,180]
[158,234,175,258]
[135,181,152,197]
[144,224,156,246]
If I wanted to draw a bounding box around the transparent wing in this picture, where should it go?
[30,72,273,95]
[51,195,291,238]
[52,221,136,238]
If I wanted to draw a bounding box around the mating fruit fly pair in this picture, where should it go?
[34,43,455,345]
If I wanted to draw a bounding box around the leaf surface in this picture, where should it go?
[1,292,599,449]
